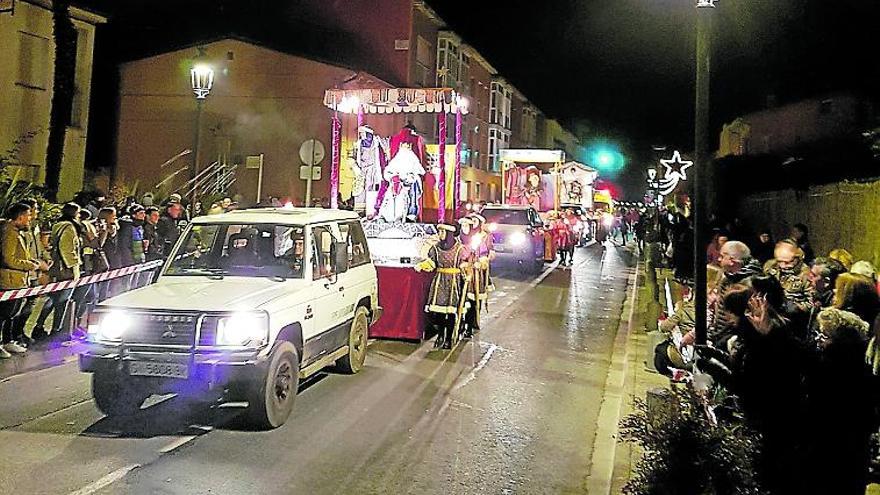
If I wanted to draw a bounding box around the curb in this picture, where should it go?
[585,255,640,494]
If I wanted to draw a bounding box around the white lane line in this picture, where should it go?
[67,464,140,495]
[157,435,199,454]
[452,343,499,392]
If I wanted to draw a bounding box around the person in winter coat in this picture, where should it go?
[805,307,876,495]
[143,206,162,261]
[727,276,809,495]
[13,199,52,343]
[156,201,184,257]
[117,204,146,267]
[832,272,880,327]
[48,203,83,338]
[763,239,813,317]
[0,203,42,357]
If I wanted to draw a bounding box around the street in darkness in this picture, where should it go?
[0,246,635,494]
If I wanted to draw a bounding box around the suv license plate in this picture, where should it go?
[128,361,188,379]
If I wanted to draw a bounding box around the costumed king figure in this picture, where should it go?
[459,214,495,337]
[415,223,469,349]
[377,143,425,223]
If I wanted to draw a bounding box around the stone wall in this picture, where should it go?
[736,179,880,266]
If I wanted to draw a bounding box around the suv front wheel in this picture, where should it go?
[92,372,150,417]
[246,341,299,429]
[336,306,369,374]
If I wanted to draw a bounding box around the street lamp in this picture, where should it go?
[693,0,715,345]
[189,49,214,216]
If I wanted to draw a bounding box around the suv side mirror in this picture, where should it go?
[333,241,349,274]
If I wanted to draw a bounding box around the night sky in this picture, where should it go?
[81,0,878,198]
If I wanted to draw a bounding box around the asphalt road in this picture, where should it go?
[0,243,635,495]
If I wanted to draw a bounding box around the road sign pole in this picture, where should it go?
[305,144,315,206]
[255,153,264,204]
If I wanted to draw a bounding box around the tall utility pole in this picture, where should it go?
[693,6,713,345]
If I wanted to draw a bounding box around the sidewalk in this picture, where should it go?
[0,298,84,382]
[608,253,670,493]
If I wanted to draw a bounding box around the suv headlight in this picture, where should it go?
[509,232,527,246]
[88,310,130,342]
[216,312,269,347]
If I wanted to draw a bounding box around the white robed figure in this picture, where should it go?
[377,144,425,223]
[355,126,387,217]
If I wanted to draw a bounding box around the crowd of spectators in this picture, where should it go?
[656,219,880,494]
[0,191,199,358]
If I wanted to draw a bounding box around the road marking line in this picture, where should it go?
[586,255,640,495]
[158,435,199,454]
[452,343,499,392]
[67,464,140,495]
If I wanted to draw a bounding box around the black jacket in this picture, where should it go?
[156,215,181,256]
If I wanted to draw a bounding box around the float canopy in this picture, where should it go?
[323,87,468,115]
[500,149,565,164]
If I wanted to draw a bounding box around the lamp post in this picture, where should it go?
[693,1,714,345]
[190,50,214,216]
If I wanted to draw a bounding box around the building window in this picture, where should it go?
[416,36,433,87]
[437,38,470,90]
[488,128,510,173]
[475,182,482,199]
[17,32,51,90]
[490,82,512,130]
[489,183,497,202]
[488,128,499,171]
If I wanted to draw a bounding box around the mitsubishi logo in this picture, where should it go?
[161,325,178,339]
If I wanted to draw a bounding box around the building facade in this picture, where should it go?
[289,0,578,205]
[113,0,579,208]
[718,92,868,158]
[115,38,392,205]
[0,0,105,200]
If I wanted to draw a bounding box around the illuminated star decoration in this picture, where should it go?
[657,150,693,196]
[696,0,717,7]
[437,67,450,79]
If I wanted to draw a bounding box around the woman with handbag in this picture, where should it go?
[47,203,83,339]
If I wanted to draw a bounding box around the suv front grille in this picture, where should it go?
[123,313,198,347]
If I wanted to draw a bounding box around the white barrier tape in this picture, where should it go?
[0,259,165,302]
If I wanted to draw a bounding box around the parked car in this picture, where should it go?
[482,204,546,275]
[80,208,381,429]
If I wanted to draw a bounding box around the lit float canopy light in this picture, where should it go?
[500,149,565,164]
[323,88,469,115]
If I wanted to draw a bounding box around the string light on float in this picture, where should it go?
[336,95,361,114]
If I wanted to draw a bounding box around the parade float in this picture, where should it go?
[323,87,469,340]
[499,149,599,260]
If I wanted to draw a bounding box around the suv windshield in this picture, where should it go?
[165,223,306,278]
[482,209,530,226]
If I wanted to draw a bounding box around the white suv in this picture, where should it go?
[80,208,381,428]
